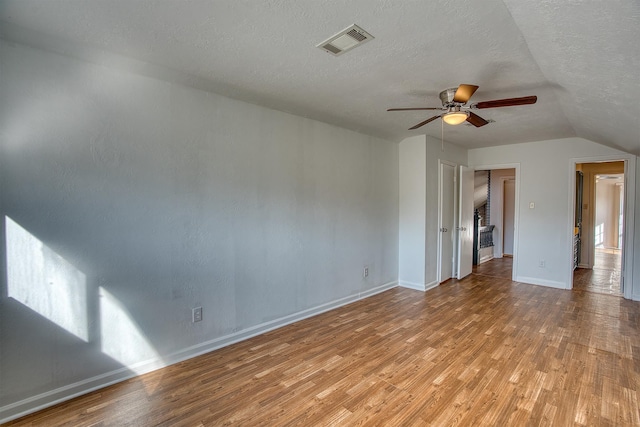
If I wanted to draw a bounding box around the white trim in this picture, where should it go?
[478,251,494,264]
[437,160,457,283]
[0,281,398,424]
[0,365,152,423]
[424,280,439,291]
[516,276,567,290]
[622,158,636,300]
[399,280,438,292]
[567,154,635,300]
[456,165,474,280]
[399,280,426,291]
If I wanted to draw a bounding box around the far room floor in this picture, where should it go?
[574,248,622,296]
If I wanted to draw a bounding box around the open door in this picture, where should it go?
[457,165,474,279]
[439,162,455,282]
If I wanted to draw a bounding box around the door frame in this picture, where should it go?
[466,163,521,282]
[437,160,457,283]
[568,154,636,299]
[457,165,474,279]
[500,176,516,257]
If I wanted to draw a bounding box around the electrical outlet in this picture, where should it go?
[538,260,545,268]
[192,306,203,323]
[363,266,369,278]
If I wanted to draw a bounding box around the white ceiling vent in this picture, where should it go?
[317,24,374,56]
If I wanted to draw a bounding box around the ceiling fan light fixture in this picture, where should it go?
[442,111,469,125]
[388,84,537,130]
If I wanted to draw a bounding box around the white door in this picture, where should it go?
[503,179,515,256]
[457,165,474,279]
[439,163,455,282]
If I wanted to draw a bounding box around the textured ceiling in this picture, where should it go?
[1,0,639,153]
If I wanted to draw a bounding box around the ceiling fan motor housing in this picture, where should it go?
[439,88,460,106]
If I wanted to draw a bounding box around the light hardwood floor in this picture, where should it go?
[5,265,640,426]
[473,256,513,280]
[574,248,622,296]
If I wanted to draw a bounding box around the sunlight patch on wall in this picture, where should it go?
[99,287,160,375]
[6,216,88,341]
[595,223,604,247]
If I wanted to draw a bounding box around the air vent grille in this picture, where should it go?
[322,43,343,55]
[346,29,367,42]
[316,24,374,56]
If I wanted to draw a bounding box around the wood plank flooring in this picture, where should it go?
[473,256,513,280]
[5,269,640,426]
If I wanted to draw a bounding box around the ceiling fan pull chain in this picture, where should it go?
[441,116,444,152]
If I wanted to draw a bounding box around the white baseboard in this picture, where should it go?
[515,276,567,290]
[399,280,425,291]
[0,363,160,424]
[479,255,494,264]
[399,280,438,292]
[424,280,439,291]
[0,281,398,424]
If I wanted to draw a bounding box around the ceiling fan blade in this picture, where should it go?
[409,115,441,130]
[453,84,479,103]
[473,95,537,109]
[466,112,489,127]
[387,107,441,111]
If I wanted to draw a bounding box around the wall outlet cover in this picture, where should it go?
[192,307,203,323]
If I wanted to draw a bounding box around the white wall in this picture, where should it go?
[502,178,516,255]
[635,157,640,300]
[468,138,635,294]
[594,179,620,248]
[487,168,516,258]
[398,135,426,289]
[0,41,399,421]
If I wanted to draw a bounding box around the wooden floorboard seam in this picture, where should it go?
[4,258,639,426]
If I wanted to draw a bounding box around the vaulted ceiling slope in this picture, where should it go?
[1,1,638,154]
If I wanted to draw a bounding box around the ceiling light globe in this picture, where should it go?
[442,111,469,125]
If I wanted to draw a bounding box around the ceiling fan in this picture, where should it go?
[388,84,537,130]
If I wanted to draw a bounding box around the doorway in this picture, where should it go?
[470,167,518,281]
[438,162,455,283]
[573,162,624,296]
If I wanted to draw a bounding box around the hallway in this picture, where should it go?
[573,248,622,296]
[472,256,512,280]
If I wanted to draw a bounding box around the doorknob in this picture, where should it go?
[440,227,448,232]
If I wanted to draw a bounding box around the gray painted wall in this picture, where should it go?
[0,41,399,418]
